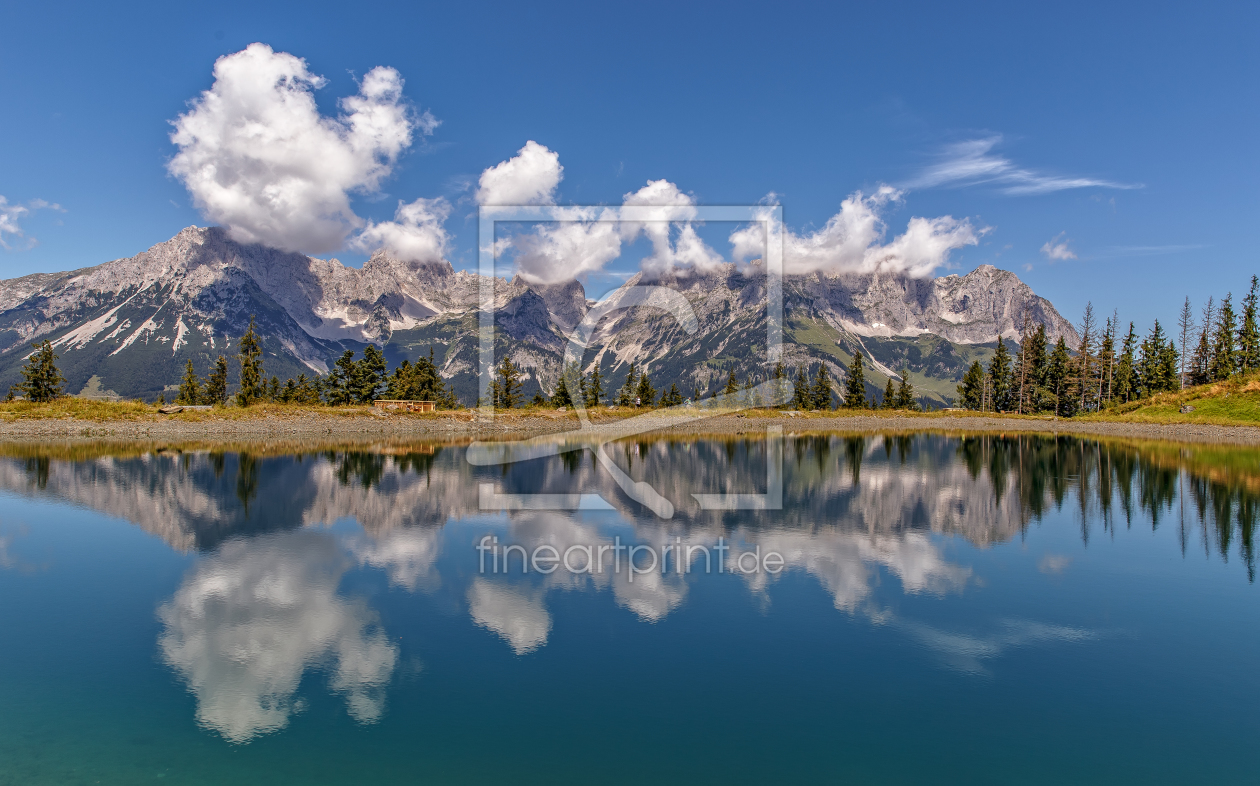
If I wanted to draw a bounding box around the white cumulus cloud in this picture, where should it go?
[1040,232,1077,261]
[489,155,724,284]
[168,43,433,255]
[475,140,563,206]
[730,186,983,277]
[352,197,451,264]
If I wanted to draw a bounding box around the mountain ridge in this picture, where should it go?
[0,226,1079,405]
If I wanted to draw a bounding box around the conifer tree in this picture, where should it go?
[616,363,638,406]
[176,359,202,405]
[495,355,522,408]
[1158,339,1180,393]
[281,378,298,403]
[356,345,387,403]
[1139,320,1175,394]
[294,373,320,405]
[1211,293,1238,381]
[267,376,280,401]
[660,383,683,406]
[844,352,866,408]
[792,366,809,410]
[530,391,547,406]
[585,364,603,408]
[551,369,573,407]
[1076,303,1097,412]
[1239,276,1260,373]
[15,341,65,403]
[958,361,984,410]
[1097,317,1116,408]
[1189,297,1215,386]
[1015,323,1049,412]
[1046,337,1073,416]
[1113,323,1138,402]
[1177,296,1197,388]
[635,371,655,406]
[204,356,229,406]
[723,369,740,398]
[895,371,919,410]
[329,350,358,406]
[811,365,833,410]
[988,339,1012,412]
[882,377,895,409]
[236,316,264,406]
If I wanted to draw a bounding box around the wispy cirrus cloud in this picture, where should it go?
[905,136,1143,196]
[1100,243,1208,257]
[0,196,64,251]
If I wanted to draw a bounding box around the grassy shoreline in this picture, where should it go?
[0,372,1257,445]
[0,397,1259,445]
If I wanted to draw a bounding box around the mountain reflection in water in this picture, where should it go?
[0,433,1256,743]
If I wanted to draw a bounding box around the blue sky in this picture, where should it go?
[1,0,1256,331]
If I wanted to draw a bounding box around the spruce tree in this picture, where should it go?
[1176,297,1197,387]
[792,367,809,410]
[895,371,919,410]
[1211,293,1238,381]
[1113,323,1138,402]
[496,355,522,408]
[844,353,866,408]
[281,378,298,403]
[635,371,656,406]
[1240,276,1260,372]
[294,373,320,405]
[660,383,683,406]
[723,369,740,397]
[530,391,547,406]
[15,341,65,403]
[551,370,573,407]
[957,361,984,410]
[357,345,387,403]
[585,364,603,408]
[1016,323,1049,412]
[616,363,638,406]
[267,376,280,401]
[1076,303,1097,412]
[882,377,895,409]
[329,350,358,406]
[1046,338,1073,416]
[176,359,202,405]
[987,339,1012,412]
[1138,320,1174,395]
[1189,297,1215,386]
[1158,339,1180,393]
[811,365,833,410]
[236,316,264,406]
[204,356,229,406]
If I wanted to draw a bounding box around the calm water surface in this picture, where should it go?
[0,434,1257,784]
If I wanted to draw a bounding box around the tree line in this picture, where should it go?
[487,349,922,411]
[174,316,460,408]
[955,275,1260,415]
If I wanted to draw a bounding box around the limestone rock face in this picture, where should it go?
[0,227,1076,402]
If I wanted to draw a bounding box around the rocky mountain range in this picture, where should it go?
[0,226,1078,405]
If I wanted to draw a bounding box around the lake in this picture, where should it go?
[0,433,1257,784]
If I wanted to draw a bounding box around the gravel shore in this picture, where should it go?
[1,410,1257,446]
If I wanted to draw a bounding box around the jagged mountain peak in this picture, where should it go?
[0,227,1079,403]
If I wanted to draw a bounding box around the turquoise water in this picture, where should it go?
[0,435,1257,784]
